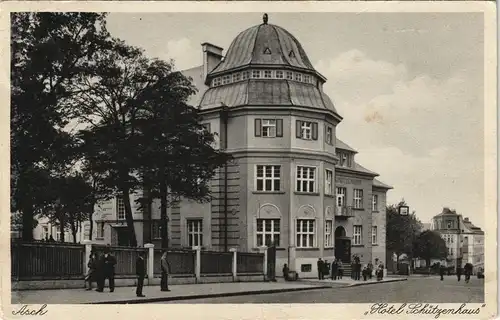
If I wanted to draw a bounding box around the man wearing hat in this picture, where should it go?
[96,245,117,292]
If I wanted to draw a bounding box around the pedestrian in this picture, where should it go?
[337,259,343,279]
[323,260,330,280]
[85,251,97,290]
[317,258,324,280]
[456,264,462,282]
[135,251,146,297]
[367,262,374,280]
[464,262,473,283]
[282,263,290,281]
[331,259,338,280]
[354,255,361,280]
[160,250,171,292]
[362,265,368,281]
[96,246,116,293]
[439,263,445,281]
[350,256,355,279]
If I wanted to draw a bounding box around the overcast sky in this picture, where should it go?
[107,12,485,227]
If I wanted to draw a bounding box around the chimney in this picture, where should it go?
[202,42,223,81]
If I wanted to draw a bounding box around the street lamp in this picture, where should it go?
[399,205,412,275]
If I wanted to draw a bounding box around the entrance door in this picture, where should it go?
[335,226,351,263]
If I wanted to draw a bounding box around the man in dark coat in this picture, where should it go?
[354,255,361,281]
[317,258,324,280]
[136,251,146,297]
[456,264,463,282]
[439,263,446,281]
[464,263,473,283]
[331,259,338,280]
[96,246,117,292]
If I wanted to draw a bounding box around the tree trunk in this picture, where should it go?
[21,205,34,241]
[89,196,95,241]
[160,171,168,249]
[121,188,137,247]
[59,208,65,243]
[71,223,77,243]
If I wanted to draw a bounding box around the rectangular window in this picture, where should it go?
[242,71,249,80]
[301,264,312,272]
[296,219,315,248]
[296,120,318,140]
[296,166,316,193]
[42,226,49,239]
[187,219,203,247]
[213,77,221,87]
[304,75,311,83]
[264,70,272,78]
[339,153,347,167]
[336,187,346,208]
[202,123,211,133]
[325,126,333,145]
[233,73,241,82]
[262,119,277,137]
[256,218,280,247]
[325,220,333,247]
[116,197,126,220]
[276,70,284,79]
[325,169,333,195]
[222,75,231,85]
[353,189,363,209]
[295,73,302,82]
[152,220,162,239]
[372,194,378,212]
[353,225,362,245]
[252,70,261,78]
[286,71,293,80]
[96,222,104,238]
[372,226,378,245]
[447,221,452,229]
[255,118,283,137]
[256,165,281,192]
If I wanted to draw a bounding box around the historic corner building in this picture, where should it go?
[91,15,393,277]
[430,209,484,272]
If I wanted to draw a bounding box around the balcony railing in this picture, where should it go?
[335,206,354,218]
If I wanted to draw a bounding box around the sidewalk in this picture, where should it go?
[12,281,330,305]
[299,276,408,287]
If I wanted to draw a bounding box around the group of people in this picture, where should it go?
[315,256,385,282]
[316,258,345,280]
[84,245,172,298]
[439,262,474,283]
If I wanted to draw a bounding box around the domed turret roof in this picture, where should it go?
[209,15,321,78]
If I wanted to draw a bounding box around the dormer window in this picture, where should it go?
[289,50,296,58]
[252,70,261,79]
[338,152,352,167]
[264,47,272,54]
[264,70,272,78]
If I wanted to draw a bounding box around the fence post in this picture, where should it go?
[144,243,154,285]
[260,247,268,280]
[193,246,201,283]
[83,240,92,277]
[230,248,237,281]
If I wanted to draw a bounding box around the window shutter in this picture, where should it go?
[296,120,302,138]
[255,119,262,137]
[312,122,318,140]
[276,119,283,137]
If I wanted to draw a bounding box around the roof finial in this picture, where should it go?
[263,13,268,25]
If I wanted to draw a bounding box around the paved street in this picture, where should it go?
[155,276,484,304]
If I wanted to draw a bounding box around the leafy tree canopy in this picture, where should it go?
[413,230,448,266]
[386,199,423,258]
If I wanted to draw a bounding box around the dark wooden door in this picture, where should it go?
[335,239,351,263]
[267,245,276,280]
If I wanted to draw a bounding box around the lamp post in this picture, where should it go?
[399,205,412,276]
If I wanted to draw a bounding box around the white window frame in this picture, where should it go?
[372,194,378,212]
[353,189,363,209]
[242,71,249,80]
[233,73,241,82]
[252,70,261,79]
[325,220,333,247]
[213,77,221,87]
[371,226,378,245]
[256,218,280,247]
[304,75,311,83]
[263,70,272,78]
[96,222,104,238]
[295,73,302,82]
[187,219,203,247]
[222,75,231,85]
[262,119,277,137]
[255,165,281,192]
[42,226,49,239]
[353,225,362,245]
[116,197,126,220]
[296,219,315,248]
[325,169,333,195]
[152,220,162,240]
[336,187,346,208]
[286,71,293,80]
[300,121,312,140]
[326,126,333,145]
[276,70,284,79]
[296,166,316,193]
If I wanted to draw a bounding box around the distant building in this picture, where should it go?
[430,208,484,271]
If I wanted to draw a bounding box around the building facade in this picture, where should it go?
[430,208,484,271]
[91,15,392,277]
